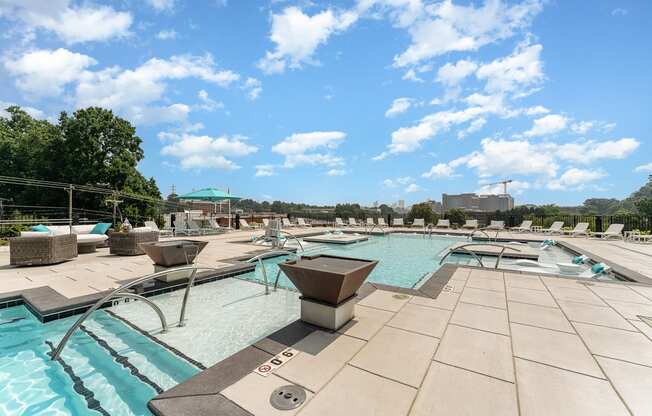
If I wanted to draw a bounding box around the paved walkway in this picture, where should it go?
[221,268,652,416]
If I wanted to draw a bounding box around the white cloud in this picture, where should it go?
[257,7,357,74]
[467,138,559,178]
[611,8,628,16]
[243,77,262,100]
[547,168,606,191]
[4,48,97,97]
[272,131,346,168]
[476,42,544,95]
[421,163,455,178]
[457,117,486,139]
[160,132,257,170]
[147,0,175,12]
[327,169,347,176]
[405,183,422,193]
[385,97,413,118]
[436,59,477,86]
[402,68,423,82]
[635,163,652,173]
[255,165,276,177]
[0,1,132,44]
[383,176,413,187]
[0,100,45,119]
[524,105,549,116]
[523,114,567,137]
[156,29,177,40]
[392,0,543,67]
[196,89,224,112]
[555,138,640,164]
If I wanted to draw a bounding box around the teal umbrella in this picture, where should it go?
[178,188,241,228]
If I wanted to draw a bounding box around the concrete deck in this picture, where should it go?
[149,267,652,416]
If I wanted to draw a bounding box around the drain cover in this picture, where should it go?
[270,385,306,410]
[393,294,410,299]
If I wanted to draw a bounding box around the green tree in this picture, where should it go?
[445,208,466,226]
[636,198,652,217]
[407,202,437,225]
[0,106,161,224]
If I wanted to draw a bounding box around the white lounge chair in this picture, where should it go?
[348,217,358,227]
[208,219,226,233]
[297,218,312,227]
[435,219,450,229]
[412,218,425,227]
[262,218,270,227]
[591,223,624,240]
[485,220,505,230]
[377,218,387,226]
[175,219,200,236]
[562,222,589,237]
[462,219,478,229]
[239,219,254,229]
[145,221,173,238]
[540,221,564,234]
[393,218,404,227]
[335,217,346,227]
[366,218,375,226]
[282,218,296,228]
[510,220,532,232]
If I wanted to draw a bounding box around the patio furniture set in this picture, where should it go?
[9,223,160,266]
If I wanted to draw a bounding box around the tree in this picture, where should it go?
[0,106,161,224]
[407,203,437,225]
[445,208,466,226]
[636,198,652,217]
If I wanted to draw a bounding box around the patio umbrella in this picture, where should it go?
[178,188,241,229]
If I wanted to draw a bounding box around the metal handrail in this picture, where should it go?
[468,229,500,242]
[245,250,302,294]
[365,224,389,236]
[278,230,304,252]
[425,224,433,239]
[439,243,522,269]
[111,293,168,332]
[51,265,221,360]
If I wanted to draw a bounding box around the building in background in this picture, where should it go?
[442,193,514,212]
[427,199,443,214]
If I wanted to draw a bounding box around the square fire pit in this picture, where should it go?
[278,254,378,330]
[140,240,208,282]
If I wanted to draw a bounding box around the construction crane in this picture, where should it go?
[484,179,513,194]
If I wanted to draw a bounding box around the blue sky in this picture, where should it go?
[1,0,650,207]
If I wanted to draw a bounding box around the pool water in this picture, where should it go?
[0,305,199,416]
[242,234,600,290]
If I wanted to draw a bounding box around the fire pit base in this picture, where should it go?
[154,264,195,283]
[300,295,356,331]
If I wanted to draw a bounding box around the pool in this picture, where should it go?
[242,234,604,290]
[0,278,299,416]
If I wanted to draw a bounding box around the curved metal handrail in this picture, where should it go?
[111,293,168,332]
[425,224,434,239]
[51,265,222,360]
[245,249,302,294]
[365,224,388,236]
[439,243,522,269]
[469,228,500,242]
[278,230,304,252]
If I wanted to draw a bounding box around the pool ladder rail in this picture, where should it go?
[439,243,521,270]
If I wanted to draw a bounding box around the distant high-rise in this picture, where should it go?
[442,193,514,212]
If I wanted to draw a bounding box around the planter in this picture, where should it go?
[278,254,378,330]
[140,240,208,267]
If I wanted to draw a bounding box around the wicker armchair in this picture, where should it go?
[9,234,78,266]
[109,231,159,256]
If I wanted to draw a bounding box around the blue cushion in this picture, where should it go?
[591,263,606,274]
[90,223,111,234]
[31,224,50,232]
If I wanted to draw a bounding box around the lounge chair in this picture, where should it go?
[208,218,227,233]
[262,218,270,227]
[282,218,296,228]
[485,220,505,230]
[412,218,425,227]
[591,223,624,240]
[187,219,210,235]
[510,220,532,232]
[335,217,346,227]
[435,219,450,229]
[145,221,173,238]
[348,217,358,227]
[462,219,478,229]
[541,221,564,234]
[174,219,198,236]
[297,218,312,227]
[366,218,375,226]
[377,218,387,227]
[562,222,589,237]
[239,219,254,229]
[393,218,404,227]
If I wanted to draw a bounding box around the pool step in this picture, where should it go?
[84,311,199,390]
